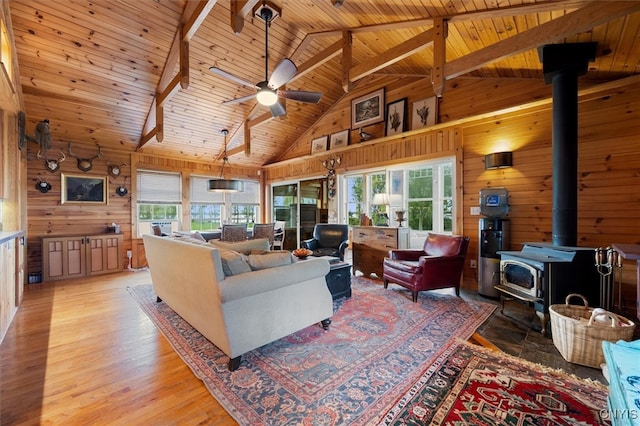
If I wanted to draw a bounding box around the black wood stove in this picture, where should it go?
[497,243,600,334]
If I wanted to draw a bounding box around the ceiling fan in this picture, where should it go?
[209,4,322,118]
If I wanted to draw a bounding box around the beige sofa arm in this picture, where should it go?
[219,258,330,303]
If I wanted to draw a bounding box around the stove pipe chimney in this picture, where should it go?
[537,43,596,246]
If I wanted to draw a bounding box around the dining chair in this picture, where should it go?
[252,223,275,248]
[221,223,248,242]
[273,221,286,250]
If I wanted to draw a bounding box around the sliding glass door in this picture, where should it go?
[272,178,327,250]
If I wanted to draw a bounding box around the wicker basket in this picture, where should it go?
[549,293,636,368]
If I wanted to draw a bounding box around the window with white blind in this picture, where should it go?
[137,170,181,236]
[190,176,224,231]
[190,177,260,229]
[229,180,260,226]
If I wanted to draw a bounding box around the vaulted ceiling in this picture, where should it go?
[9,0,640,167]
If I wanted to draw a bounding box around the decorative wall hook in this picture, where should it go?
[321,155,341,198]
[115,176,128,196]
[35,177,52,193]
[68,142,103,172]
[115,185,128,196]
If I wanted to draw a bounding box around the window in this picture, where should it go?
[190,176,223,230]
[341,158,454,236]
[406,161,453,232]
[343,172,387,226]
[137,170,181,236]
[346,175,363,225]
[229,181,260,227]
[190,177,260,229]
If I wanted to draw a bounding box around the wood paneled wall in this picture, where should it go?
[25,142,133,276]
[25,148,260,274]
[22,73,640,317]
[264,75,640,318]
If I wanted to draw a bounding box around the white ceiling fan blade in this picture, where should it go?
[269,101,286,117]
[278,90,322,104]
[222,93,257,105]
[268,59,298,90]
[209,66,258,89]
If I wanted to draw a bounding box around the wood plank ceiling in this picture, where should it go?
[9,0,640,167]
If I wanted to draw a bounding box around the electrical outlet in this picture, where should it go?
[470,259,477,269]
[127,250,132,259]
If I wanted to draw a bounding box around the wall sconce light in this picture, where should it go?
[485,151,513,170]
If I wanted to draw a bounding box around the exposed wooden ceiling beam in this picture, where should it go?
[445,1,640,80]
[137,0,217,150]
[431,18,447,97]
[342,31,352,93]
[230,0,261,34]
[349,28,435,82]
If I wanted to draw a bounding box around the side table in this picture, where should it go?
[326,261,352,300]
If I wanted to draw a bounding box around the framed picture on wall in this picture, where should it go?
[411,96,437,130]
[385,97,407,136]
[329,129,349,150]
[61,174,107,204]
[311,135,328,154]
[351,88,384,129]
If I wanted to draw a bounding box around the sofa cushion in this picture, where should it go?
[218,248,252,276]
[210,238,270,254]
[247,251,294,271]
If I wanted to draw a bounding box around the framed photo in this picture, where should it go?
[385,98,407,136]
[329,129,349,150]
[411,96,437,130]
[351,88,384,129]
[61,173,107,204]
[310,135,328,154]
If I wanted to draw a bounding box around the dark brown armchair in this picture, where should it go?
[382,233,470,302]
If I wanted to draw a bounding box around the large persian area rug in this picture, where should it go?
[129,277,495,425]
[382,340,611,426]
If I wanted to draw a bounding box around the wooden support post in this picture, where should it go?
[342,31,352,93]
[432,18,447,98]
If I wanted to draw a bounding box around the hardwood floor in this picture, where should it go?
[0,271,237,425]
[2,268,610,424]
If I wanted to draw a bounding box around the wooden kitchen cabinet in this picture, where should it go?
[42,234,123,282]
[352,226,409,277]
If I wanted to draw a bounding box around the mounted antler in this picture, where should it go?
[37,149,66,173]
[107,162,128,178]
[68,142,102,172]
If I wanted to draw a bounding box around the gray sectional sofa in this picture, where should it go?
[143,234,334,371]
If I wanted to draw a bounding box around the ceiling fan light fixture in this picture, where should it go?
[256,82,278,106]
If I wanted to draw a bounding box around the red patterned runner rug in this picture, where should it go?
[380,339,610,425]
[129,276,495,425]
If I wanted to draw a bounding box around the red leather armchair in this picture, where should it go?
[382,233,470,302]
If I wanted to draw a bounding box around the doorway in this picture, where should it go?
[272,178,328,250]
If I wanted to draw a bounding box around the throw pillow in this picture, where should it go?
[246,251,294,271]
[210,238,270,254]
[217,248,252,276]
